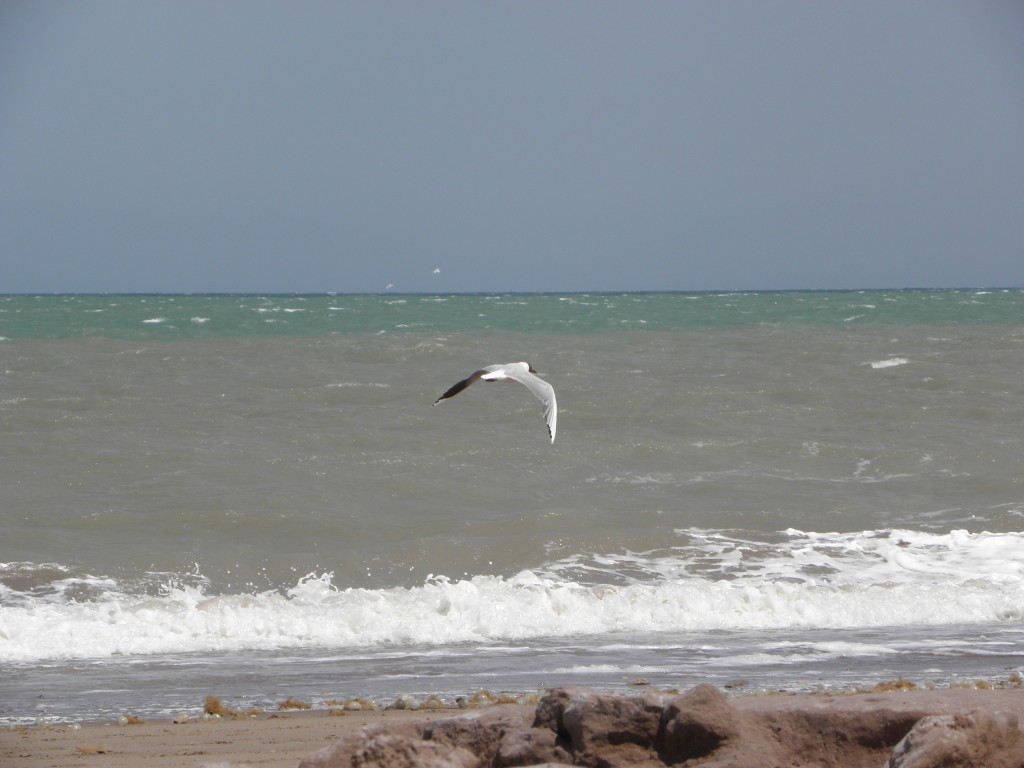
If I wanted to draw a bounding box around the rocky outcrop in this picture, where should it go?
[298,718,444,768]
[425,706,535,766]
[299,685,1024,768]
[887,710,1024,768]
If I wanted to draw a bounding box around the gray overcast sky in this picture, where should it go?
[2,1,1022,293]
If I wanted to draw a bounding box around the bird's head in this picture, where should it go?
[526,363,538,374]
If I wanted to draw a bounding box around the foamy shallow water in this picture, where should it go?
[6,623,1024,726]
[5,528,1024,723]
[4,529,1024,663]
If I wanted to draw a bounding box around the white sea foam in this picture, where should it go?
[631,528,1024,586]
[759,640,899,658]
[3,530,1024,662]
[870,357,909,369]
[0,575,1013,662]
[553,664,673,675]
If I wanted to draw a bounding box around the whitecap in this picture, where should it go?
[5,533,1024,663]
[552,663,673,675]
[870,358,908,369]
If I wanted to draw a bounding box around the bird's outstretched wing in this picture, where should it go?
[433,362,557,443]
[433,369,488,404]
[502,367,557,443]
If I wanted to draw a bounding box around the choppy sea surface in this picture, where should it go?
[2,290,1023,725]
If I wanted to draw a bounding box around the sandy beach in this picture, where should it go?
[0,706,462,768]
[5,683,1024,767]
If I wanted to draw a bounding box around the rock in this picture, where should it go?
[494,727,573,767]
[424,705,535,765]
[388,694,421,711]
[753,708,924,768]
[659,683,740,763]
[888,710,1024,768]
[299,685,1024,768]
[532,687,665,767]
[563,692,663,760]
[352,734,480,768]
[532,686,586,733]
[298,719,429,768]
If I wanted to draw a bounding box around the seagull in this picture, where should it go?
[433,362,557,443]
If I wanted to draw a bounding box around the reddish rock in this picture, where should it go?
[532,687,667,768]
[562,690,662,752]
[424,705,535,765]
[353,734,480,768]
[532,685,586,733]
[299,686,1024,768]
[494,727,573,767]
[297,719,429,768]
[887,710,1024,768]
[659,683,740,763]
[752,708,925,768]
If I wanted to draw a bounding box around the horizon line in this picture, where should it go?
[2,287,1021,298]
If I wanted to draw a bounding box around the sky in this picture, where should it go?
[2,1,1022,294]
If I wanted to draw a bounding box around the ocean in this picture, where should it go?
[2,290,1023,725]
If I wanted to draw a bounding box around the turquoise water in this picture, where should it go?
[2,289,1021,340]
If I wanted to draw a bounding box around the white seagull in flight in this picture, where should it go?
[433,362,557,443]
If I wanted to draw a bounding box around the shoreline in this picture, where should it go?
[5,682,1024,768]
